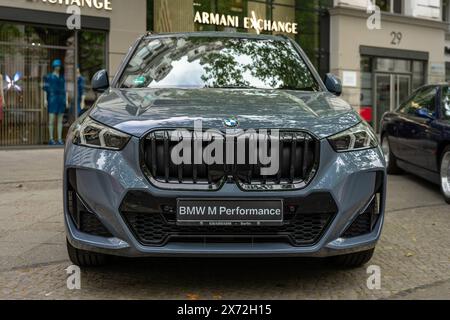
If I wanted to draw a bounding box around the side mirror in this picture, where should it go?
[324,73,342,96]
[415,108,435,120]
[92,69,109,93]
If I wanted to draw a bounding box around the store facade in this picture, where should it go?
[0,0,146,147]
[330,3,447,132]
[0,0,448,147]
[148,0,333,77]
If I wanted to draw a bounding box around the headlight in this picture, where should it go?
[73,117,130,150]
[328,122,378,152]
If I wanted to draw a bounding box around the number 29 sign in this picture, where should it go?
[391,31,403,45]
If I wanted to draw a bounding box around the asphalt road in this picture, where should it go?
[0,149,449,300]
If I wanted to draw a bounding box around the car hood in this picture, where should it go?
[89,88,361,139]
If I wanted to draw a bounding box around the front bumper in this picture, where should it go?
[64,137,386,258]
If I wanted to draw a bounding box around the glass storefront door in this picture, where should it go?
[374,73,411,132]
[396,75,411,109]
[360,56,424,132]
[374,74,392,133]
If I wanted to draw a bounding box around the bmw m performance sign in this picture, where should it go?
[177,200,284,227]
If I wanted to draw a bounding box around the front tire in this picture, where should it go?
[440,146,450,204]
[332,249,375,268]
[67,239,109,267]
[381,135,401,175]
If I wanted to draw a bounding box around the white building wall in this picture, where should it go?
[407,0,441,20]
[334,0,442,20]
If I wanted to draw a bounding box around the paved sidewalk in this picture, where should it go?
[0,149,449,300]
[0,148,63,183]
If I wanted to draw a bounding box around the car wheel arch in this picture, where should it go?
[381,133,397,157]
[437,142,450,169]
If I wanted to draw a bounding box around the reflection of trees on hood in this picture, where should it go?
[199,39,317,90]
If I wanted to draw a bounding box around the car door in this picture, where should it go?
[431,85,450,172]
[387,95,414,158]
[396,86,439,169]
[419,87,442,171]
[393,89,422,161]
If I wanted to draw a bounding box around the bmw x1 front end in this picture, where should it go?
[64,33,386,268]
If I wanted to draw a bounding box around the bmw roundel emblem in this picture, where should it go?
[224,117,239,128]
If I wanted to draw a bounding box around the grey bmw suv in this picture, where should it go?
[64,32,386,268]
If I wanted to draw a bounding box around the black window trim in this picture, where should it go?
[439,84,450,120]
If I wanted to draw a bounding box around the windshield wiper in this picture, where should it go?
[206,86,257,89]
[275,86,318,92]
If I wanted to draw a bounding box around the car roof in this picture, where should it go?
[143,31,288,41]
[412,83,448,92]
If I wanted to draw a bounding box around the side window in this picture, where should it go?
[399,87,437,116]
[442,86,450,120]
[398,89,421,115]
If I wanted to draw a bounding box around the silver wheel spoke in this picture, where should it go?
[382,139,390,167]
[441,152,450,198]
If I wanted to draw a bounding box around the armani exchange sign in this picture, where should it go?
[35,0,112,11]
[194,10,299,35]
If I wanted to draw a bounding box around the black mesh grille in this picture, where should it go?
[120,189,337,249]
[342,213,372,238]
[141,130,319,190]
[79,211,113,238]
[342,196,380,238]
[120,191,338,247]
[122,212,334,246]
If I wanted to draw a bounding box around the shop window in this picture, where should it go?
[360,56,374,124]
[412,61,425,90]
[375,58,411,73]
[77,30,107,118]
[446,62,450,82]
[393,0,402,14]
[0,22,107,147]
[443,0,450,22]
[0,22,76,146]
[375,0,402,14]
[376,0,390,12]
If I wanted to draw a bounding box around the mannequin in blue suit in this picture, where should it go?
[43,59,68,145]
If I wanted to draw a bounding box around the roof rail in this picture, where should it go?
[277,34,291,40]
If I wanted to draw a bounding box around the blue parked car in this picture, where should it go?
[381,84,450,204]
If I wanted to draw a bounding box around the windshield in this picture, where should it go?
[118,36,321,91]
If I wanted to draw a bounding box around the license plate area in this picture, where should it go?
[177,199,284,226]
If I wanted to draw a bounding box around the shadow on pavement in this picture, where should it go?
[400,173,441,194]
[75,256,366,299]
